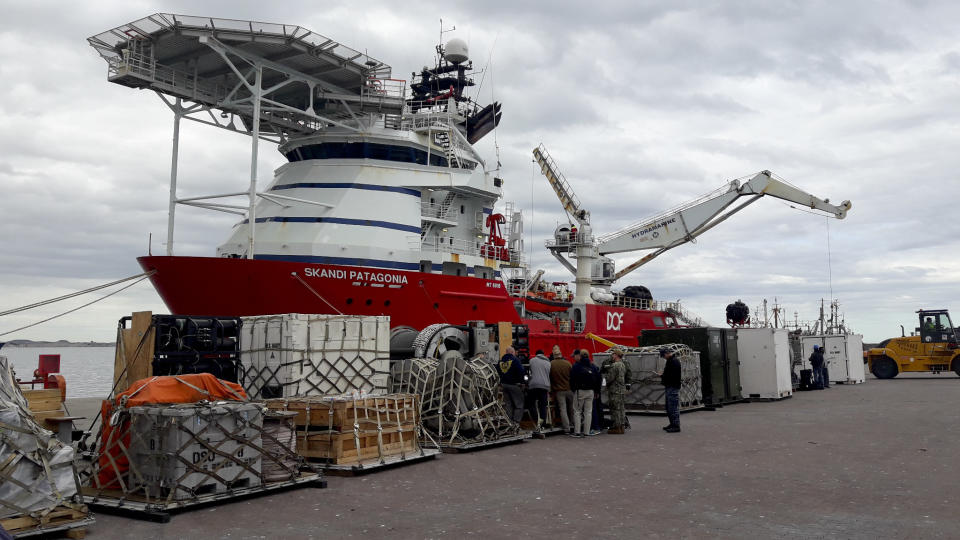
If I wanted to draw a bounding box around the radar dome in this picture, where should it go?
[444,38,469,64]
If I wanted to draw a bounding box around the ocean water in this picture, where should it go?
[2,345,115,399]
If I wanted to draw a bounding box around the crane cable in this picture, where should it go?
[0,271,155,336]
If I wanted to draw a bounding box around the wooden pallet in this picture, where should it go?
[435,431,532,453]
[81,473,323,523]
[265,395,418,429]
[1,505,93,539]
[296,425,419,464]
[321,448,441,476]
[744,394,794,402]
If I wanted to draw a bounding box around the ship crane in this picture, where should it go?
[532,145,852,306]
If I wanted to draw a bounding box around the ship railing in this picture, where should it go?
[414,236,526,266]
[363,78,406,99]
[401,111,462,132]
[414,236,483,257]
[109,50,228,104]
[421,201,456,221]
[605,295,690,316]
[544,232,596,250]
[663,303,710,327]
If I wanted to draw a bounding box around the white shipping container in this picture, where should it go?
[800,334,865,384]
[241,314,390,399]
[127,402,264,500]
[736,328,793,399]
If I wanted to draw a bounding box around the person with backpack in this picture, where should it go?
[498,346,526,422]
[809,345,825,390]
[570,351,598,437]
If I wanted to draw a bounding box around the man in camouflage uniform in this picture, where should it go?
[604,348,629,434]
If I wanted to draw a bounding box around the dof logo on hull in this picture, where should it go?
[606,311,624,331]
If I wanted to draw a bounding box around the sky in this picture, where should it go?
[1,0,958,343]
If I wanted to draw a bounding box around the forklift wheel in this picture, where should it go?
[871,356,899,379]
[952,358,960,378]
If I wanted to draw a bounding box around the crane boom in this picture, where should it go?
[598,171,851,280]
[533,144,588,223]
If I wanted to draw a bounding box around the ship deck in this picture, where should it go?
[70,373,960,538]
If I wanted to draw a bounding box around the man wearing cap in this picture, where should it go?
[498,346,526,423]
[604,348,629,434]
[809,344,825,390]
[658,348,682,433]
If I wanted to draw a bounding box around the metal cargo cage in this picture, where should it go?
[594,344,703,413]
[126,402,264,500]
[390,354,526,449]
[639,327,742,405]
[84,400,308,506]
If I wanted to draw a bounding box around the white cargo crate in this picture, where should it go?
[736,328,793,400]
[799,334,865,384]
[241,314,390,399]
[844,334,866,383]
[127,402,264,500]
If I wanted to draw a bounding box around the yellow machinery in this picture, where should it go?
[865,309,960,378]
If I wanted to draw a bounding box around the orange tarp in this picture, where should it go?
[116,373,247,407]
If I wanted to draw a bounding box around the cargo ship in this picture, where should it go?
[89,14,850,358]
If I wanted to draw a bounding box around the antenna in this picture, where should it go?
[440,18,456,45]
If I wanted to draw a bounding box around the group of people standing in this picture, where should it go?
[497,344,684,436]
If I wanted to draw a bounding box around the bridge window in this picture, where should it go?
[285,142,449,167]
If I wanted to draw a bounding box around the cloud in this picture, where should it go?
[2,1,960,343]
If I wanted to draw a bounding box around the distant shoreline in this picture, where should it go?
[2,340,114,348]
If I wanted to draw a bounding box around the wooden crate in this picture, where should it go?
[265,394,418,429]
[21,387,68,429]
[1,505,90,538]
[296,424,419,464]
[22,388,63,412]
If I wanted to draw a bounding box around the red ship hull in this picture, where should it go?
[138,256,673,356]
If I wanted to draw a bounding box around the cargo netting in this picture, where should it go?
[265,393,422,465]
[241,315,390,399]
[390,355,523,448]
[81,375,312,508]
[0,356,86,525]
[594,344,703,412]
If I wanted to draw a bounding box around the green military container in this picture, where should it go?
[638,328,742,406]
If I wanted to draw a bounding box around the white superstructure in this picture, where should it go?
[89,14,518,278]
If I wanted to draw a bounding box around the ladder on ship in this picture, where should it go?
[665,305,709,328]
[434,130,461,168]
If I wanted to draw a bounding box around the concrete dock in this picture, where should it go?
[72,374,960,539]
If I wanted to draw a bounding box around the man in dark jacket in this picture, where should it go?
[589,353,604,435]
[498,346,526,422]
[659,347,682,433]
[809,345,825,390]
[570,352,598,437]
